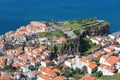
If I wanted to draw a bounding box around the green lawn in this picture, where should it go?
[99,74,120,80]
[63,18,97,30]
[39,31,63,37]
[64,21,82,30]
[72,74,84,80]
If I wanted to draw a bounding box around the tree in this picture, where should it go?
[56,63,62,70]
[51,18,56,24]
[62,67,72,78]
[82,66,87,74]
[74,68,80,74]
[94,71,103,77]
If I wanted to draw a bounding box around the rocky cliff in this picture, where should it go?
[81,23,110,37]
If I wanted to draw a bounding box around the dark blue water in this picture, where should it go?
[0,0,120,35]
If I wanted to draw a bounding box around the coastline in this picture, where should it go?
[0,18,120,80]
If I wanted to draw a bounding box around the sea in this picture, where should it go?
[0,0,120,35]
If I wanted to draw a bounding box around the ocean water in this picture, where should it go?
[0,0,120,35]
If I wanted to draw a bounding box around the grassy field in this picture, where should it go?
[63,18,97,30]
[39,31,63,37]
[64,21,81,30]
[99,74,120,80]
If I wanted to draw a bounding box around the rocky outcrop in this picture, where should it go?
[81,25,110,37]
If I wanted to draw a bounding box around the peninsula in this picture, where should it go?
[0,18,120,80]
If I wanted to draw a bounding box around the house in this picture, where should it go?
[41,52,50,60]
[90,36,104,45]
[41,60,52,67]
[5,31,14,39]
[14,32,26,43]
[102,56,119,66]
[115,44,120,52]
[115,61,120,70]
[38,67,57,78]
[24,46,32,52]
[99,53,112,61]
[118,68,120,73]
[25,70,40,80]
[71,55,85,69]
[0,72,14,80]
[39,45,47,51]
[52,68,61,74]
[64,59,72,68]
[103,45,115,52]
[36,57,43,65]
[0,61,5,68]
[86,61,97,74]
[31,70,40,77]
[58,55,67,63]
[109,31,120,39]
[17,26,26,34]
[98,64,116,76]
[92,51,102,58]
[41,50,52,59]
[81,57,90,66]
[30,21,47,28]
[53,76,67,80]
[80,74,97,80]
[37,74,50,80]
[53,37,67,44]
[30,60,38,67]
[116,37,120,44]
[30,21,47,33]
[33,48,42,54]
[26,24,33,33]
[14,72,21,80]
[20,65,29,72]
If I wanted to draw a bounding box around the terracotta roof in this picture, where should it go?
[14,32,24,38]
[0,72,14,80]
[80,74,96,80]
[44,50,51,54]
[67,59,72,63]
[104,46,115,51]
[88,62,97,70]
[40,67,57,77]
[54,37,67,44]
[38,74,50,80]
[53,76,65,80]
[30,21,47,28]
[93,51,101,58]
[53,68,61,73]
[81,57,89,63]
[33,48,42,54]
[31,70,40,75]
[58,55,67,59]
[105,56,119,65]
[43,60,51,64]
[18,26,26,31]
[99,64,116,72]
[39,46,47,50]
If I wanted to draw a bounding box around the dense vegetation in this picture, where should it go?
[80,38,101,55]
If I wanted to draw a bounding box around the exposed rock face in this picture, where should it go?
[81,26,110,37]
[56,24,110,55]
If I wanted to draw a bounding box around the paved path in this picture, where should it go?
[64,31,77,39]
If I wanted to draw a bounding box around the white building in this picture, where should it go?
[98,64,115,76]
[64,59,72,68]
[109,31,120,39]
